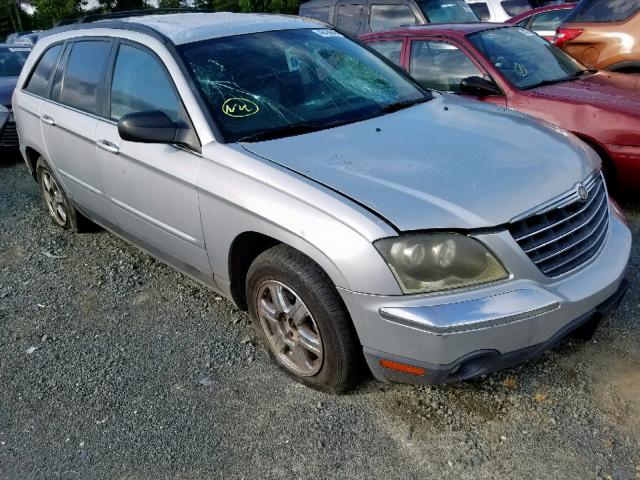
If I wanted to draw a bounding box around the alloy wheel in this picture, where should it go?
[255,280,324,377]
[41,170,67,226]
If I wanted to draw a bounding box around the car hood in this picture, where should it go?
[531,72,640,113]
[242,94,598,232]
[0,76,18,107]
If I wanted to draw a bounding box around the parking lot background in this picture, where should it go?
[1,158,638,479]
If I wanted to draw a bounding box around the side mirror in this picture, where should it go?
[460,76,502,96]
[118,110,179,144]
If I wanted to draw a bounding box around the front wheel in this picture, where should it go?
[246,244,360,393]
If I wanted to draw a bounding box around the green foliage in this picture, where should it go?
[0,0,306,38]
[32,0,86,28]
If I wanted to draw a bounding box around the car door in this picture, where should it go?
[39,39,114,222]
[406,37,507,107]
[367,1,422,33]
[94,40,211,282]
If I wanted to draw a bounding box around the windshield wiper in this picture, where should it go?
[238,119,351,143]
[237,97,431,143]
[524,69,598,90]
[377,97,430,115]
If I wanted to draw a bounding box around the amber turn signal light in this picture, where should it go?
[379,359,426,376]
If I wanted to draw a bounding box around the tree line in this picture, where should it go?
[1,0,303,38]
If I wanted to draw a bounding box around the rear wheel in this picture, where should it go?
[36,158,92,232]
[246,244,360,393]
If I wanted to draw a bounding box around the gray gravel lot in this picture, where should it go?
[1,158,639,480]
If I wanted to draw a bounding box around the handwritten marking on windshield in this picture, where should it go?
[222,98,260,117]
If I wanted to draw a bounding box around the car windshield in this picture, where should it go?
[417,0,480,22]
[178,28,429,143]
[468,27,585,90]
[0,47,30,77]
[565,0,640,23]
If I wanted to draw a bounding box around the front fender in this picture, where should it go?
[197,142,403,297]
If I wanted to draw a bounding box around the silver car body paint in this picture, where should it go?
[13,13,631,382]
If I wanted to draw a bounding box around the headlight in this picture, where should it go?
[374,233,508,294]
[0,104,9,113]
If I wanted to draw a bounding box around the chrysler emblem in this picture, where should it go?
[576,183,589,202]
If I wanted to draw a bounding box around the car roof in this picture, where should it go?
[81,12,325,45]
[360,22,506,40]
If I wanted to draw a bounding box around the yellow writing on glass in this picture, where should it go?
[222,98,260,117]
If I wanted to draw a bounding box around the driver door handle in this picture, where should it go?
[96,139,120,155]
[41,114,55,126]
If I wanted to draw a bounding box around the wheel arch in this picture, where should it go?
[227,231,282,310]
[24,146,41,179]
[572,132,618,187]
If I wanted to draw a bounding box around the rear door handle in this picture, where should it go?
[41,114,55,126]
[96,139,120,155]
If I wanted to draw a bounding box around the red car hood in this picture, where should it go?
[531,72,640,113]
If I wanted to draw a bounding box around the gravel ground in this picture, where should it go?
[1,157,639,480]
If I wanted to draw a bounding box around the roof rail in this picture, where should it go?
[55,8,216,26]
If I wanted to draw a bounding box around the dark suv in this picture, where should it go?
[298,0,479,36]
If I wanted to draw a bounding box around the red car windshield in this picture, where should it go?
[468,27,585,90]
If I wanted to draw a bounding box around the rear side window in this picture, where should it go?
[59,41,111,114]
[368,40,404,64]
[370,4,420,31]
[501,0,535,17]
[469,2,491,21]
[300,6,332,22]
[336,3,364,34]
[24,44,62,97]
[109,44,181,121]
[565,0,640,23]
[409,40,482,92]
[531,9,571,30]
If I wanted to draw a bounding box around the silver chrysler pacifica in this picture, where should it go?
[13,12,631,392]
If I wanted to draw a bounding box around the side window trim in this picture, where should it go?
[22,41,66,99]
[50,42,72,102]
[102,38,201,149]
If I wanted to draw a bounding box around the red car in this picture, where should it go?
[360,24,640,192]
[507,4,576,42]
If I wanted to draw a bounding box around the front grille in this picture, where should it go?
[0,122,18,147]
[509,172,609,277]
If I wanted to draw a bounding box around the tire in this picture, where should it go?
[36,158,92,232]
[246,244,360,393]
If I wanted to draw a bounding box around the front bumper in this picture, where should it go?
[339,216,631,384]
[0,111,18,148]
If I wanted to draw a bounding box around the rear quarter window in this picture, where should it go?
[300,6,332,22]
[469,2,491,21]
[565,0,640,23]
[336,3,365,34]
[24,44,63,97]
[501,0,535,17]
